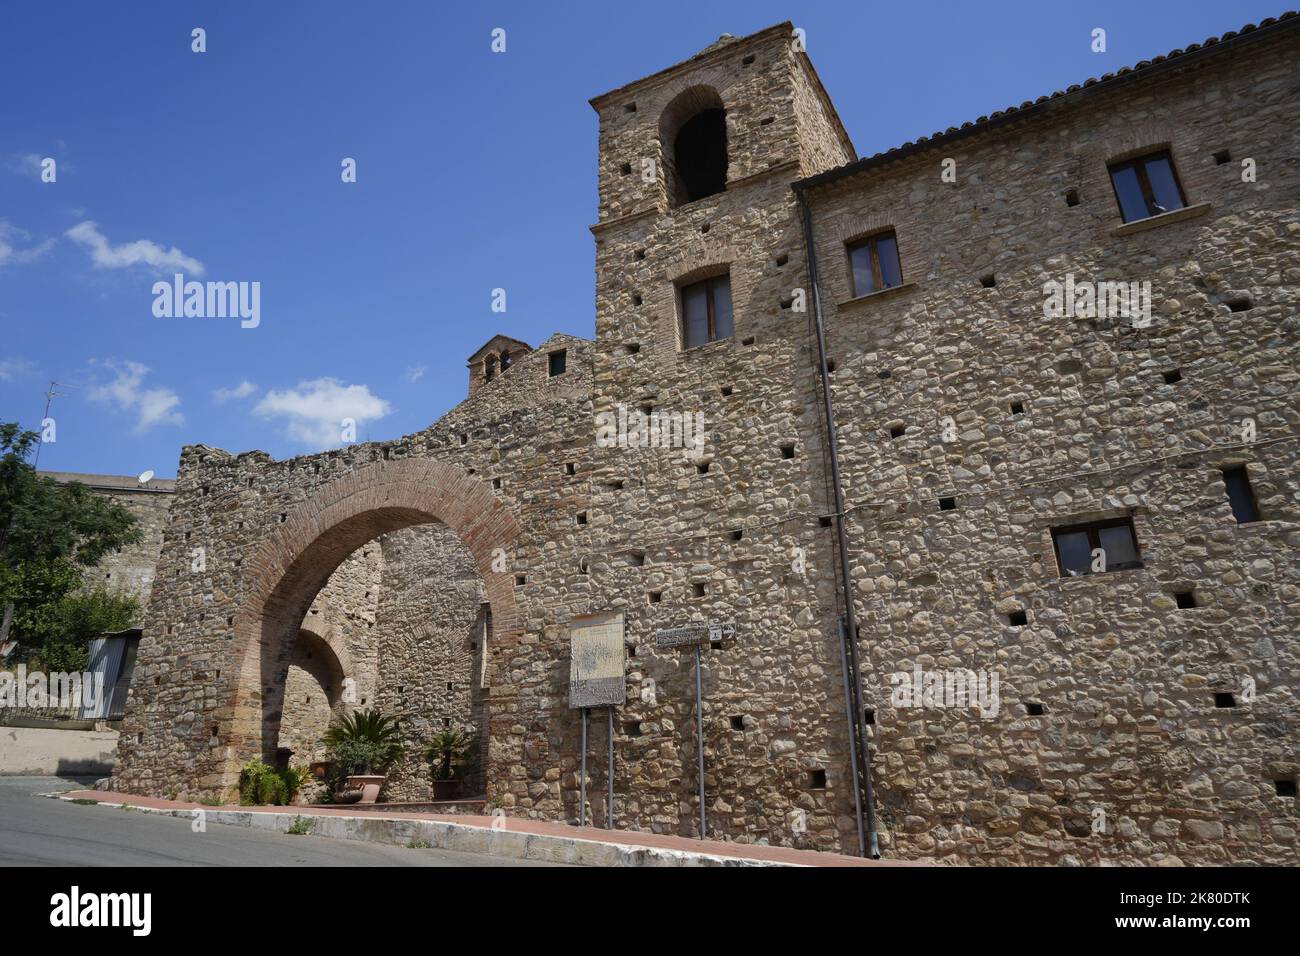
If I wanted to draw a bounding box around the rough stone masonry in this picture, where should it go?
[109,15,1299,864]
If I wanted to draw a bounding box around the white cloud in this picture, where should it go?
[0,219,55,266]
[404,365,426,383]
[8,153,44,177]
[66,220,204,276]
[88,360,183,433]
[254,378,392,449]
[0,358,35,381]
[7,150,72,179]
[213,380,259,403]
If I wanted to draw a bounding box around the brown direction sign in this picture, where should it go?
[654,622,735,649]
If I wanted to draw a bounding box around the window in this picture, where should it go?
[483,355,497,381]
[1222,466,1261,523]
[499,351,513,371]
[680,273,733,349]
[548,349,567,377]
[847,231,903,297]
[1051,517,1142,576]
[1108,151,1187,222]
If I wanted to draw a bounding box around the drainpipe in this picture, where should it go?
[797,190,881,859]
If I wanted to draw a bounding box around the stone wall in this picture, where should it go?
[798,21,1299,864]
[373,523,487,800]
[41,472,175,622]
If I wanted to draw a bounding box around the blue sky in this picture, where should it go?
[0,0,1281,478]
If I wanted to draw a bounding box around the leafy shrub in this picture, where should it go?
[321,710,405,776]
[286,816,313,835]
[423,727,476,781]
[238,759,308,806]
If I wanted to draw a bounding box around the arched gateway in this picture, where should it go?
[223,458,522,790]
[115,457,523,798]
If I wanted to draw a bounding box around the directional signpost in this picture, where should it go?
[654,621,734,840]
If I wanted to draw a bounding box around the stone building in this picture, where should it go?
[109,15,1298,864]
[41,472,177,612]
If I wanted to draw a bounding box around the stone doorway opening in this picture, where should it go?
[272,522,491,803]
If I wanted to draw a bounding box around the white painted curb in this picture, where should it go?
[50,795,800,867]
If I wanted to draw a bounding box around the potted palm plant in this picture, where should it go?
[321,709,405,805]
[424,727,476,800]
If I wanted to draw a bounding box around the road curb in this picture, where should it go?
[50,795,798,867]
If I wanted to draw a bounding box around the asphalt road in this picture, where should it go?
[0,776,567,867]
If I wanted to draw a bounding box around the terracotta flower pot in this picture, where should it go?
[346,774,386,804]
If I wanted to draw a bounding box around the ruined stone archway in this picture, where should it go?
[214,458,521,796]
[275,627,348,768]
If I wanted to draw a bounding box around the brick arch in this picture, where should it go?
[659,84,729,207]
[212,458,521,793]
[296,623,354,691]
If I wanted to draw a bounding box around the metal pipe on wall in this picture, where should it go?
[797,190,881,858]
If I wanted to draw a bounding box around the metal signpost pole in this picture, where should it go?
[695,643,706,840]
[607,706,615,829]
[580,707,588,827]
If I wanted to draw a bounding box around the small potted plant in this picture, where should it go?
[321,709,405,805]
[424,727,476,800]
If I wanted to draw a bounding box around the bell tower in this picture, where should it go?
[583,25,860,847]
[587,22,854,380]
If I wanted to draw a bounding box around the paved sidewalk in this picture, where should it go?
[60,789,909,867]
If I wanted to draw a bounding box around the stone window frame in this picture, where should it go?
[658,85,730,210]
[843,227,905,298]
[1092,132,1212,235]
[1105,144,1189,223]
[1034,507,1154,585]
[830,213,917,308]
[1049,514,1144,577]
[1205,455,1268,526]
[670,260,738,353]
[656,248,745,356]
[646,69,732,213]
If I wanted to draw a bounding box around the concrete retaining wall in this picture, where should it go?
[1,726,118,776]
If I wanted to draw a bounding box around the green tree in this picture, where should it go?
[0,422,142,664]
[0,423,141,569]
[20,583,138,671]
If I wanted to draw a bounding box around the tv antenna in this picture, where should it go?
[32,380,75,470]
